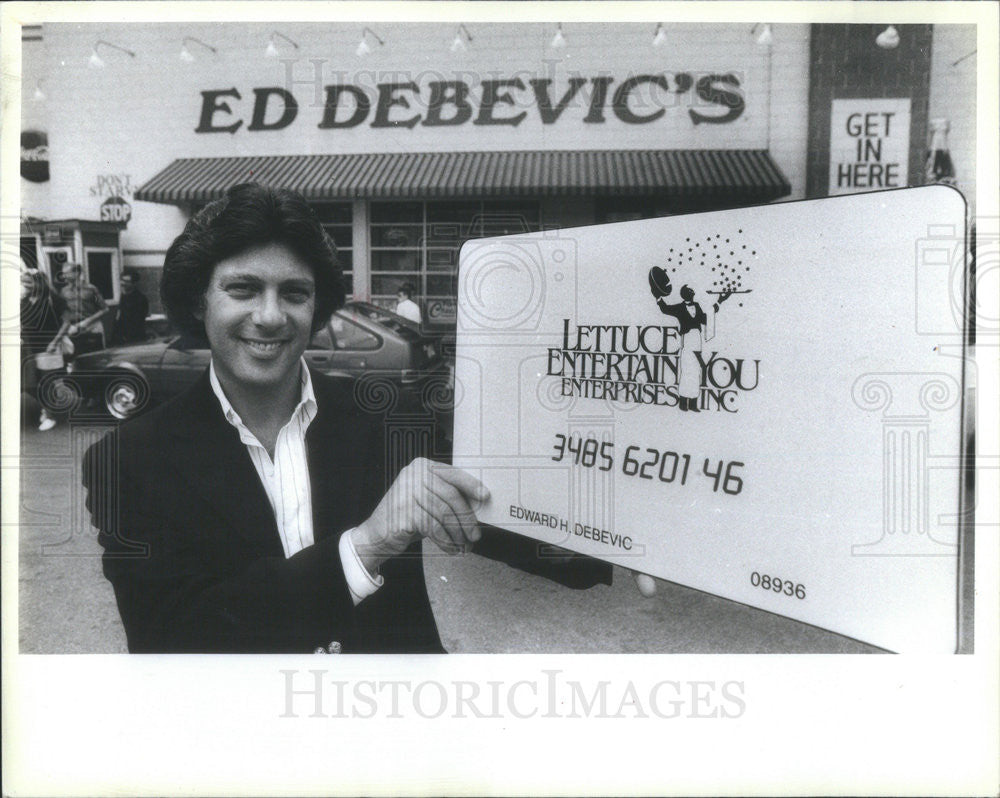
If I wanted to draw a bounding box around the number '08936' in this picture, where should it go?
[750,572,806,599]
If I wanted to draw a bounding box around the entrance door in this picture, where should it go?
[84,248,119,302]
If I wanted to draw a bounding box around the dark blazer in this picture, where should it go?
[83,369,443,654]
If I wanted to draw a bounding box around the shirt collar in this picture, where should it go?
[208,359,317,447]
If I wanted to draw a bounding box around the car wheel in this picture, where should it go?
[103,371,150,420]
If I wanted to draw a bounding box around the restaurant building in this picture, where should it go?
[20,21,976,327]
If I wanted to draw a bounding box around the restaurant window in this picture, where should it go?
[596,196,762,223]
[314,203,354,299]
[595,197,678,224]
[370,200,541,325]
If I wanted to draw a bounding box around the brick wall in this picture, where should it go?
[806,24,933,198]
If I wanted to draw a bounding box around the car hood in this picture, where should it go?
[73,340,172,367]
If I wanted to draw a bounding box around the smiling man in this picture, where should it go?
[83,183,486,653]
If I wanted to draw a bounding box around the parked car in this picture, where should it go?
[50,302,454,422]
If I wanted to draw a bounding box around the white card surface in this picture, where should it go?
[453,186,967,654]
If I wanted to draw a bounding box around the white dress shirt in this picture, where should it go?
[209,361,383,605]
[395,298,422,324]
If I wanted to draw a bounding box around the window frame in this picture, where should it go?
[368,199,541,314]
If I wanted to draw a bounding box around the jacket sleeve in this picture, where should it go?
[83,431,359,653]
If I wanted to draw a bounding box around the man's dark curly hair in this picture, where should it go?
[160,183,344,337]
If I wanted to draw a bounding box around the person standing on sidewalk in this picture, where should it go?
[20,268,65,431]
[111,268,150,345]
[49,261,109,361]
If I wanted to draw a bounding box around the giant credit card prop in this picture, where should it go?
[453,187,968,654]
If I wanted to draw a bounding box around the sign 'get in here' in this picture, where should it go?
[829,98,911,194]
[453,186,968,654]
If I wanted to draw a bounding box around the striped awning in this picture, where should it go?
[135,149,791,204]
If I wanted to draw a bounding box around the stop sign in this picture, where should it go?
[100,195,132,224]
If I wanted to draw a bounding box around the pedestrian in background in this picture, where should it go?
[49,261,109,362]
[394,281,422,324]
[111,268,150,344]
[20,268,65,431]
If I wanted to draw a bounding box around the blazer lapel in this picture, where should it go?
[306,372,369,544]
[164,370,283,557]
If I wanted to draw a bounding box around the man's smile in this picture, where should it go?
[240,337,290,355]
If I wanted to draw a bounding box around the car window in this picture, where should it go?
[353,304,396,325]
[350,305,421,341]
[168,333,209,351]
[329,316,380,351]
[310,327,334,349]
[352,304,410,330]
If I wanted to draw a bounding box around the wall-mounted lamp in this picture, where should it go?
[180,36,218,63]
[450,24,473,52]
[265,31,299,58]
[32,80,46,102]
[356,27,384,57]
[550,23,566,49]
[652,23,667,48]
[876,25,900,49]
[88,39,136,69]
[751,23,772,46]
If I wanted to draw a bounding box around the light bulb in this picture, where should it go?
[876,26,899,49]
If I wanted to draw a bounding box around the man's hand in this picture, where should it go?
[67,323,80,336]
[351,458,489,573]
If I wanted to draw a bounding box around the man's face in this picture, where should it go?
[198,242,316,399]
[396,291,406,303]
[120,275,135,294]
